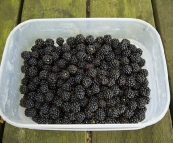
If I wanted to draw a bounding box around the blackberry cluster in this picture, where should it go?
[20,35,150,124]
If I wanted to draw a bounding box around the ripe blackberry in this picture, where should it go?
[95,36,104,44]
[126,77,136,87]
[47,73,57,83]
[68,65,77,74]
[75,85,85,92]
[137,111,145,121]
[53,97,63,107]
[116,104,126,114]
[55,46,62,55]
[74,75,82,84]
[77,61,85,68]
[99,76,108,85]
[66,37,76,47]
[20,98,26,107]
[136,48,143,56]
[121,57,129,65]
[45,38,54,46]
[85,55,94,63]
[56,37,64,46]
[100,44,112,55]
[96,51,104,60]
[58,59,67,68]
[62,83,71,91]
[109,69,120,80]
[25,99,34,109]
[122,50,131,57]
[35,102,42,109]
[35,39,45,47]
[21,65,28,73]
[40,80,48,86]
[88,102,98,112]
[91,84,100,94]
[109,59,119,68]
[138,58,146,67]
[31,45,39,51]
[35,93,44,102]
[28,82,37,91]
[93,58,101,66]
[98,100,106,108]
[130,53,141,63]
[118,75,126,86]
[100,61,108,70]
[111,85,120,95]
[45,46,53,55]
[20,85,28,94]
[75,112,85,123]
[40,103,49,114]
[49,107,60,119]
[42,65,51,71]
[52,52,59,61]
[111,38,119,49]
[137,97,147,109]
[56,79,64,88]
[95,108,105,121]
[104,89,114,99]
[40,84,49,93]
[62,43,70,53]
[21,77,29,85]
[75,90,85,99]
[142,78,149,87]
[136,74,145,83]
[123,110,134,119]
[76,51,86,61]
[37,60,44,69]
[140,87,150,97]
[104,35,112,45]
[139,69,148,77]
[121,96,129,104]
[28,58,37,66]
[86,35,94,45]
[123,65,132,75]
[21,51,31,60]
[39,70,48,79]
[62,102,71,112]
[120,39,130,50]
[45,92,54,102]
[71,102,80,113]
[107,78,115,87]
[106,99,116,107]
[51,65,59,73]
[62,52,71,61]
[42,55,53,64]
[25,108,37,117]
[86,45,96,54]
[129,115,139,123]
[82,77,92,88]
[76,44,86,52]
[32,77,40,85]
[76,34,85,44]
[108,107,120,118]
[129,44,137,53]
[62,91,70,101]
[119,117,129,123]
[131,63,140,72]
[87,68,97,78]
[105,52,115,62]
[28,67,38,77]
[128,101,137,110]
[105,118,115,123]
[124,89,135,98]
[60,70,70,80]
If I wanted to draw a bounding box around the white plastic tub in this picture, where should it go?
[0,18,170,130]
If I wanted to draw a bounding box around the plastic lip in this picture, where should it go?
[0,18,170,130]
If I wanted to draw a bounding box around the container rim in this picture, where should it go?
[0,18,170,130]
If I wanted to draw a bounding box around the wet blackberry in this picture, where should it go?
[58,59,67,68]
[74,75,82,84]
[42,55,53,64]
[25,108,37,117]
[21,51,31,60]
[60,70,70,80]
[56,37,64,46]
[76,51,86,61]
[47,73,57,84]
[71,102,80,113]
[45,92,54,102]
[100,61,108,70]
[99,76,108,85]
[111,38,119,49]
[62,52,71,62]
[138,58,146,67]
[137,111,145,121]
[66,37,76,47]
[76,34,85,44]
[87,68,97,78]
[91,84,100,94]
[117,104,126,114]
[82,77,92,88]
[45,38,54,46]
[86,35,94,45]
[123,110,134,119]
[106,99,116,107]
[142,78,149,87]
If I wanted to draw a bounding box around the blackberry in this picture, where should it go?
[121,57,130,65]
[37,60,44,69]
[32,77,40,85]
[74,75,83,84]
[95,36,104,44]
[25,108,37,117]
[28,58,37,66]
[40,80,48,86]
[58,59,67,68]
[45,92,54,102]
[128,101,137,110]
[93,58,101,66]
[62,43,71,53]
[62,102,71,112]
[45,38,54,46]
[103,35,112,45]
[91,84,100,94]
[76,44,86,52]
[62,83,71,91]
[142,78,149,87]
[116,104,126,114]
[75,90,85,99]
[96,51,104,60]
[71,102,80,113]
[105,52,115,62]
[99,76,108,85]
[86,35,94,45]
[120,96,129,104]
[50,107,60,119]
[118,76,126,86]
[138,58,146,67]
[53,97,63,107]
[123,65,132,75]
[54,118,62,124]
[77,61,85,68]
[88,102,98,112]
[131,63,140,72]
[42,65,52,71]
[123,110,134,119]
[139,69,148,77]
[21,77,29,85]
[106,99,116,107]
[108,107,120,118]
[25,99,35,109]
[75,85,85,93]
[28,82,37,91]
[20,85,28,94]
[37,117,47,124]
[51,65,59,73]
[62,91,70,101]
[21,65,28,73]
[40,103,50,114]
[76,51,86,61]
[98,100,106,108]
[60,70,70,80]
[55,46,62,55]
[105,118,115,124]
[82,77,92,88]
[76,34,85,44]
[104,89,114,99]
[62,52,71,61]
[95,108,105,121]
[130,53,141,63]
[87,68,97,78]
[38,49,45,57]
[136,74,145,83]
[129,44,137,53]
[31,45,39,51]
[56,79,64,88]
[111,38,119,48]
[39,70,48,79]
[75,112,85,123]
[86,45,96,54]
[66,37,76,47]
[35,93,44,102]
[109,59,119,68]
[67,77,75,86]
[100,45,112,55]
[129,115,139,123]
[68,65,77,74]
[140,87,150,97]
[107,78,115,87]
[80,97,88,107]
[35,39,45,47]
[35,102,42,109]
[42,55,53,64]
[137,97,148,108]
[93,42,101,50]
[137,111,145,121]
[119,117,129,123]
[28,67,38,77]
[85,55,94,63]
[100,61,108,70]
[122,50,131,57]
[111,85,120,95]
[45,46,53,54]
[126,77,136,87]
[47,73,57,83]
[136,48,143,56]
[56,37,64,46]
[52,52,59,61]
[40,84,49,93]
[124,89,135,98]
[20,98,26,107]
[68,113,76,121]
[21,51,31,60]
[109,69,120,80]
[120,39,130,50]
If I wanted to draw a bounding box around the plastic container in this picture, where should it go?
[0,18,170,131]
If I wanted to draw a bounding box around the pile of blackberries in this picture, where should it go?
[20,34,150,124]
